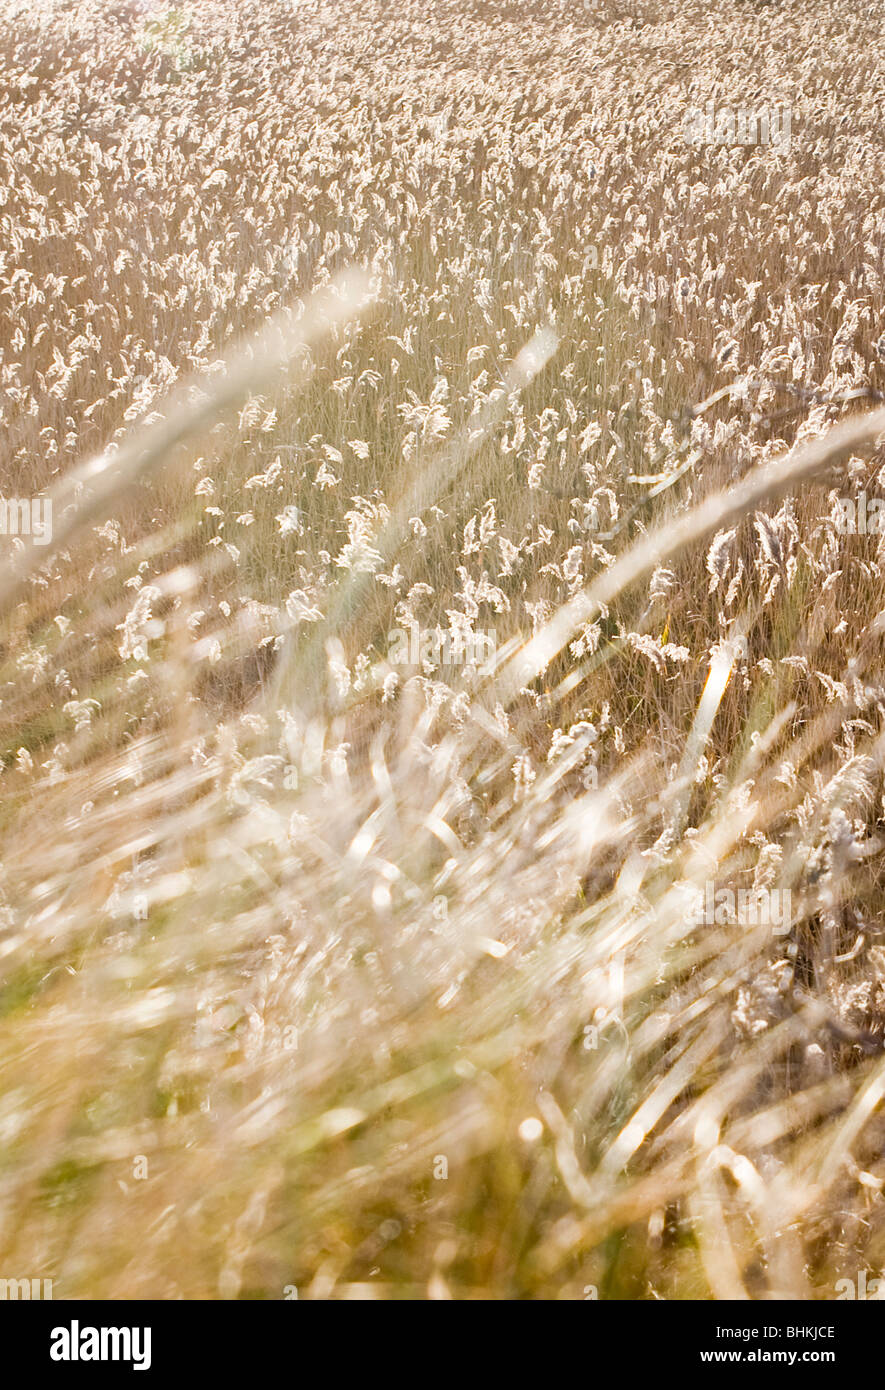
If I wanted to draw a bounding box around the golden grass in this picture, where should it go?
[2,0,885,1298]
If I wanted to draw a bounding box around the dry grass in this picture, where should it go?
[2,0,885,1298]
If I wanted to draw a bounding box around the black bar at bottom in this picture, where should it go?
[3,1297,878,1374]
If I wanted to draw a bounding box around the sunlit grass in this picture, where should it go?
[2,0,885,1300]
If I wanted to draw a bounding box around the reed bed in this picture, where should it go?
[2,0,885,1298]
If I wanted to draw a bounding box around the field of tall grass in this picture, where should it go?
[2,0,885,1299]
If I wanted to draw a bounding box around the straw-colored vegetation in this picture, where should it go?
[2,0,885,1298]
